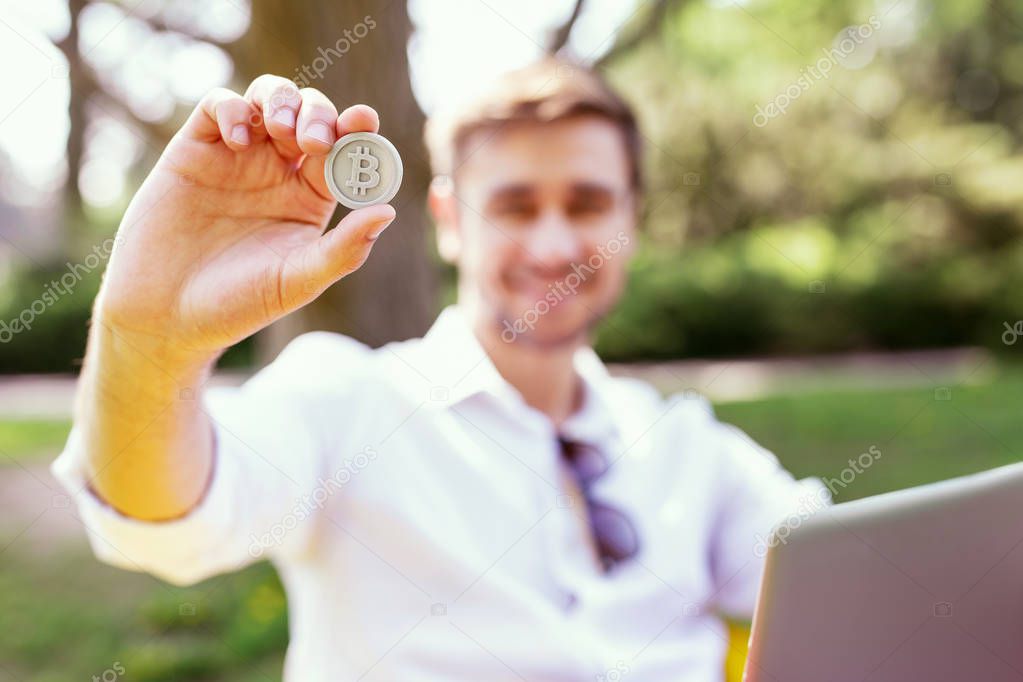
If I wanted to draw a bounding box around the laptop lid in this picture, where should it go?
[743,461,1023,682]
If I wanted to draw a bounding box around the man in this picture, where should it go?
[53,58,826,681]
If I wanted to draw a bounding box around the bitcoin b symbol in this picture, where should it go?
[325,132,402,208]
[346,145,381,196]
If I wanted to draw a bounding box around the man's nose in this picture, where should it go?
[527,209,583,268]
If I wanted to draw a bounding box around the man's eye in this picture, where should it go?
[495,204,536,220]
[568,201,611,219]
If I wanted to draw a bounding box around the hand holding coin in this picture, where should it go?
[324,132,403,209]
[93,72,400,363]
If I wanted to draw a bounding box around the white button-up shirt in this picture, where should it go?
[53,305,827,682]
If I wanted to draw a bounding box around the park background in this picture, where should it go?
[0,0,1021,679]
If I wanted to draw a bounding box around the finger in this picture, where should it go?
[336,104,380,138]
[182,88,260,151]
[285,204,396,302]
[245,74,303,158]
[296,88,340,199]
[296,87,339,155]
[300,101,380,202]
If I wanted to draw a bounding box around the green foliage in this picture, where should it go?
[0,262,255,374]
[595,225,1022,360]
[0,263,99,374]
[593,0,1023,360]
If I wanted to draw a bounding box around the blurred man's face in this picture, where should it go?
[437,115,637,348]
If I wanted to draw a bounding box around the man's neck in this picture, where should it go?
[468,309,585,427]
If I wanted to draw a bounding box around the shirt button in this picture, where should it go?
[564,592,578,611]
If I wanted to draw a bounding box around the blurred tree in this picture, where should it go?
[55,0,89,239]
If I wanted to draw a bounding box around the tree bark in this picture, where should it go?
[56,0,90,263]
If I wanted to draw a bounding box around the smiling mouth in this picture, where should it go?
[509,270,587,290]
[514,279,577,298]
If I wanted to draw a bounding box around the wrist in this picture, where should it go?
[90,311,220,378]
[84,315,220,411]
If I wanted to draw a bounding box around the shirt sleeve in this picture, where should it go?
[707,420,832,619]
[49,331,368,587]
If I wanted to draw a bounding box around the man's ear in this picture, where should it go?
[428,175,461,264]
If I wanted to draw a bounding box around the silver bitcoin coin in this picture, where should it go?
[324,132,403,209]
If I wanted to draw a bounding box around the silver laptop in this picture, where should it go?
[744,461,1023,682]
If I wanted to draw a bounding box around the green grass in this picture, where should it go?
[1,362,1021,680]
[0,549,286,682]
[0,418,71,464]
[714,363,1023,502]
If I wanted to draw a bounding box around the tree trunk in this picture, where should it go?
[231,0,437,362]
[57,0,90,264]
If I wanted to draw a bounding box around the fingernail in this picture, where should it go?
[230,124,249,145]
[272,107,296,128]
[306,121,332,144]
[367,217,394,241]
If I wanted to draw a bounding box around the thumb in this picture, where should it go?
[286,204,396,302]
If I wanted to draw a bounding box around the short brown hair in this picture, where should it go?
[424,57,643,192]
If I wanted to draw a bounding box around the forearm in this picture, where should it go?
[74,314,221,521]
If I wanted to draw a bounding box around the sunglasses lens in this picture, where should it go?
[560,439,608,484]
[559,437,639,573]
[590,503,639,567]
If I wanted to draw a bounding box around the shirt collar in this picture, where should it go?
[417,305,620,443]
[417,304,508,407]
